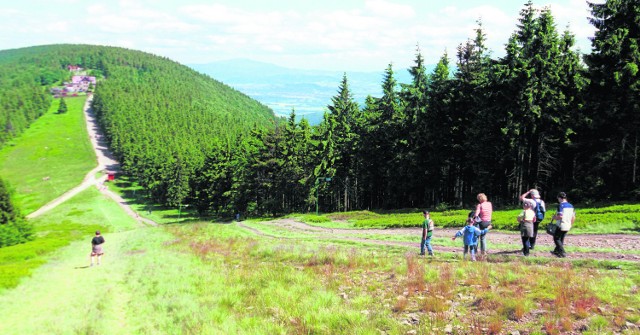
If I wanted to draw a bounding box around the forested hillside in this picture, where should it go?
[0,44,277,211]
[0,51,56,145]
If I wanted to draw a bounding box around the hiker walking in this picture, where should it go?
[420,210,434,256]
[474,193,493,256]
[520,188,546,249]
[551,192,575,258]
[90,230,105,266]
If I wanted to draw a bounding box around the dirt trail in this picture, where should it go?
[241,219,640,262]
[26,95,157,227]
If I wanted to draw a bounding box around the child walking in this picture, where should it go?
[452,213,491,261]
[420,210,434,256]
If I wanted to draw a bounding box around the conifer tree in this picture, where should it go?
[397,47,429,207]
[451,21,494,205]
[582,0,640,198]
[0,177,32,248]
[322,74,361,211]
[0,178,18,225]
[57,97,68,114]
[494,2,584,199]
[424,52,453,205]
[360,64,402,208]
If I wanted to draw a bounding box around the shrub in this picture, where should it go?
[0,220,34,248]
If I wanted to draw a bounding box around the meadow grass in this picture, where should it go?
[0,96,96,214]
[173,223,639,334]
[0,215,637,334]
[0,187,138,290]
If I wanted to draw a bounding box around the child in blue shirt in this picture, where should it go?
[452,213,491,261]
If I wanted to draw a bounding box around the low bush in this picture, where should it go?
[0,220,33,248]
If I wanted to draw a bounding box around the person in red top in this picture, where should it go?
[474,193,493,256]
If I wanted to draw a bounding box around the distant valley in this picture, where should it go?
[189,59,418,124]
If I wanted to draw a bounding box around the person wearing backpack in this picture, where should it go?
[520,188,546,249]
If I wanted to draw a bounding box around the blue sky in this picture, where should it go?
[1,0,600,72]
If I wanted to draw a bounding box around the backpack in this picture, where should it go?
[534,200,545,221]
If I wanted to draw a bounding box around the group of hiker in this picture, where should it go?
[420,190,576,260]
[90,189,577,267]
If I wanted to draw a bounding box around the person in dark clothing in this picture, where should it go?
[90,230,105,266]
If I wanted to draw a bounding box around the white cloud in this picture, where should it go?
[87,4,107,15]
[46,21,71,33]
[365,0,415,18]
[180,4,246,24]
[91,14,140,33]
[1,0,598,71]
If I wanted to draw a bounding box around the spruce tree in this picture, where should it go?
[0,178,17,225]
[0,177,33,248]
[57,97,68,114]
[329,74,361,210]
[451,21,494,205]
[583,0,640,198]
[397,47,429,207]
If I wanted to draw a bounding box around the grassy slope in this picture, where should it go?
[0,93,125,289]
[0,96,95,214]
[0,187,138,289]
[2,217,639,334]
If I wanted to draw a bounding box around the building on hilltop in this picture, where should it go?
[67,65,83,72]
[50,75,97,97]
[71,75,96,85]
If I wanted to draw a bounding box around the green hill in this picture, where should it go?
[0,44,277,209]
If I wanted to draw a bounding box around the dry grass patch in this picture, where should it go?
[164,223,640,334]
[404,253,426,294]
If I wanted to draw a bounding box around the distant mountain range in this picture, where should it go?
[189,59,427,125]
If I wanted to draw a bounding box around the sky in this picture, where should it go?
[0,0,601,72]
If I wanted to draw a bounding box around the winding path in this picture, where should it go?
[26,95,157,226]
